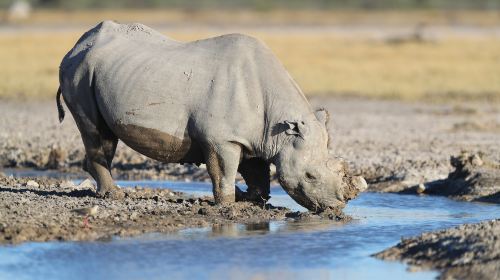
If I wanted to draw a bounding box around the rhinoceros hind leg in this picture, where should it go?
[65,94,120,199]
[205,142,241,204]
[237,158,270,203]
[82,132,120,199]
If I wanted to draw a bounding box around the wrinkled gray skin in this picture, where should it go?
[57,21,366,211]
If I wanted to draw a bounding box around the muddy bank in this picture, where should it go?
[371,152,500,203]
[1,98,499,194]
[419,152,500,203]
[0,173,347,245]
[375,219,500,280]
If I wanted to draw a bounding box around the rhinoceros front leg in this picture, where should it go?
[205,143,241,204]
[236,158,271,203]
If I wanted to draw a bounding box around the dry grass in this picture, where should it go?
[0,32,79,99]
[266,35,500,100]
[1,28,500,101]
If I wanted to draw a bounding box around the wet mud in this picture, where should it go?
[0,173,349,244]
[379,152,500,203]
[415,152,500,203]
[374,219,500,280]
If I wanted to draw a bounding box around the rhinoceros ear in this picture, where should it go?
[315,108,332,148]
[314,108,330,127]
[284,120,307,138]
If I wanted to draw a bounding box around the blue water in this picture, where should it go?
[1,179,499,280]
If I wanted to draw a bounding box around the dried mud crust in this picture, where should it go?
[0,174,349,245]
[374,219,500,280]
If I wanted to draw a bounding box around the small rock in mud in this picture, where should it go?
[75,179,94,190]
[25,180,39,188]
[374,219,500,280]
[416,183,426,194]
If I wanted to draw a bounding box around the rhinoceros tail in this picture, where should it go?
[56,86,65,123]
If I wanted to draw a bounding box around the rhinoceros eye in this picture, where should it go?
[305,172,317,181]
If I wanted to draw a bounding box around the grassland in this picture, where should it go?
[1,9,500,101]
[2,31,500,101]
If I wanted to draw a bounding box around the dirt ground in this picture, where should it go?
[375,219,500,280]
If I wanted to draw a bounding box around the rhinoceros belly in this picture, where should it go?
[112,122,204,164]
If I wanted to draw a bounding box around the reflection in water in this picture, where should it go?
[0,179,499,280]
[189,221,334,238]
[211,224,246,238]
[198,220,349,239]
[244,222,270,232]
[206,223,271,238]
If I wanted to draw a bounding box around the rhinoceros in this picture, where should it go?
[57,21,366,211]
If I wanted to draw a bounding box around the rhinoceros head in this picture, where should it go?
[274,109,367,212]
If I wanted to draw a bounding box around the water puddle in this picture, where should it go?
[1,173,500,279]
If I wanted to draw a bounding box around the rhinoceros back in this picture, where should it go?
[60,21,310,163]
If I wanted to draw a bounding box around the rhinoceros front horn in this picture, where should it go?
[343,175,367,201]
[352,176,368,192]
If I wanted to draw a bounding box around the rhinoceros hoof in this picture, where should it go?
[96,187,125,200]
[235,186,269,204]
[235,188,247,202]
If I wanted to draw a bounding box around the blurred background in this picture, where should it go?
[1,0,500,101]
